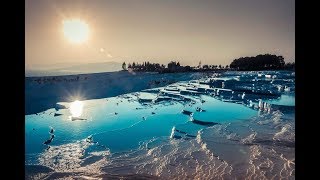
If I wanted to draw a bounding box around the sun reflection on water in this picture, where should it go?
[70,100,84,117]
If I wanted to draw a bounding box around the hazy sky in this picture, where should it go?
[26,0,295,69]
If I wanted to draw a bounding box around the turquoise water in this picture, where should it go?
[25,93,257,157]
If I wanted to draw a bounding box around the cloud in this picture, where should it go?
[107,53,113,58]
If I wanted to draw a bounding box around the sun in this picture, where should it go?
[63,19,89,44]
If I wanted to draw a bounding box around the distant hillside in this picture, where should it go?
[25,61,122,77]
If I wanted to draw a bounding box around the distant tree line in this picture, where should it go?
[122,61,228,73]
[229,54,294,71]
[126,62,166,72]
[121,54,294,73]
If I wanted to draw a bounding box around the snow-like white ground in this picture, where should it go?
[25,71,207,114]
[25,70,295,179]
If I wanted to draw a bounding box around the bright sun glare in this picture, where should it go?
[70,100,84,117]
[63,19,89,44]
